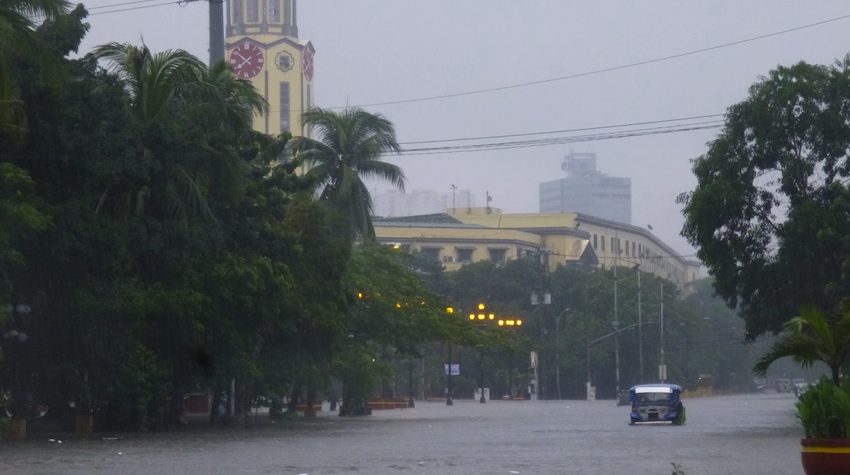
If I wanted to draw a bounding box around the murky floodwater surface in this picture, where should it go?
[0,392,801,475]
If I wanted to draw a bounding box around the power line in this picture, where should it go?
[86,0,163,11]
[398,121,724,156]
[88,1,179,16]
[398,114,725,145]
[347,12,850,110]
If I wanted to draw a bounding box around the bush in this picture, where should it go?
[796,376,850,439]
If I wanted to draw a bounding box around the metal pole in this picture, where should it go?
[209,0,224,65]
[556,314,561,400]
[408,358,415,408]
[479,348,486,403]
[446,342,453,405]
[613,233,620,398]
[586,342,591,398]
[614,323,620,398]
[638,268,643,381]
[660,283,665,383]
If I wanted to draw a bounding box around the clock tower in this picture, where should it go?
[226,0,314,137]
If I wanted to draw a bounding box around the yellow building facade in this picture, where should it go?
[374,208,700,291]
[226,0,313,136]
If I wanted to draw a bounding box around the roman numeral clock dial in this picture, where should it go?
[230,42,264,79]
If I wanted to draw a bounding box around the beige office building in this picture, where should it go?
[374,208,699,291]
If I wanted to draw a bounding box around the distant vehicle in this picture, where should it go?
[628,384,685,425]
[775,378,792,393]
[793,381,810,398]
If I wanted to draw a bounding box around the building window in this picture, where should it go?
[247,0,259,23]
[268,0,281,23]
[457,248,473,262]
[625,240,630,256]
[601,236,605,251]
[489,248,506,264]
[231,0,242,23]
[279,82,290,133]
[593,234,598,250]
[421,247,440,261]
[632,242,636,257]
[610,237,614,253]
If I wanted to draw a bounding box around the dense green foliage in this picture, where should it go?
[290,107,404,241]
[680,56,850,338]
[409,257,761,401]
[0,6,765,433]
[796,376,850,439]
[0,9,478,429]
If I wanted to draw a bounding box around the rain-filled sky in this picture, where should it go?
[76,1,850,257]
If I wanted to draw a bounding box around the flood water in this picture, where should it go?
[0,391,801,475]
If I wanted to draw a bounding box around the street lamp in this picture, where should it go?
[469,302,495,404]
[530,291,550,401]
[496,317,522,400]
[446,306,455,406]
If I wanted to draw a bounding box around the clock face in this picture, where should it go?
[229,42,264,79]
[302,48,314,81]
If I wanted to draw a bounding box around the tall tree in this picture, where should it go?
[0,0,71,147]
[90,43,266,221]
[679,56,850,337]
[290,107,404,240]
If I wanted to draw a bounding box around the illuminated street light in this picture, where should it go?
[446,306,455,406]
[470,302,497,403]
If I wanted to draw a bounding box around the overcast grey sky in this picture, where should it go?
[77,1,850,257]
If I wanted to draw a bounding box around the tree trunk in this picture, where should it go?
[286,387,300,413]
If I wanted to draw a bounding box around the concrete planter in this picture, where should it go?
[76,415,94,436]
[801,438,850,475]
[6,418,26,439]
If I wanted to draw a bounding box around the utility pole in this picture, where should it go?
[182,0,225,66]
[636,265,643,381]
[660,282,666,383]
[613,232,620,398]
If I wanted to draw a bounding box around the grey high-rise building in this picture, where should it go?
[539,152,631,224]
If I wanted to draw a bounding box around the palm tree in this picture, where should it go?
[91,44,266,220]
[290,107,404,240]
[753,305,850,385]
[0,0,70,147]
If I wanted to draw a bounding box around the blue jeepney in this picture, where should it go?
[628,383,685,425]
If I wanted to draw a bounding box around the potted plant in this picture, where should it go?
[754,305,850,475]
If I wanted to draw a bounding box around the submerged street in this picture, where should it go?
[0,391,801,475]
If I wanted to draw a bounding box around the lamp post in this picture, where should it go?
[635,264,644,381]
[660,282,666,382]
[408,357,415,408]
[555,308,571,400]
[446,306,455,406]
[470,302,495,403]
[3,303,31,438]
[613,234,620,400]
[497,317,522,400]
[478,346,486,403]
[530,291,549,401]
[613,320,620,400]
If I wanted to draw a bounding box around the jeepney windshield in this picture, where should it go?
[635,392,672,403]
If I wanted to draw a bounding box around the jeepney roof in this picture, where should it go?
[632,384,681,393]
